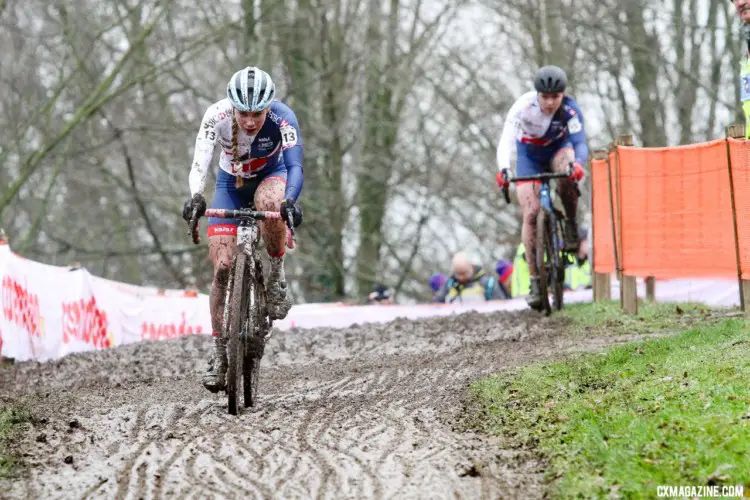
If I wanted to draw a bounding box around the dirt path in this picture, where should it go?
[0,309,636,499]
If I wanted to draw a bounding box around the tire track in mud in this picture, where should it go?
[1,309,628,499]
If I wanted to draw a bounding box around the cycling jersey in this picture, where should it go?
[496,91,588,175]
[189,99,304,201]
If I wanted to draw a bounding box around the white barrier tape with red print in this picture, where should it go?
[0,242,740,362]
[0,243,210,362]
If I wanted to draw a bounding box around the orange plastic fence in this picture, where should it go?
[728,138,750,279]
[591,153,617,273]
[593,138,750,280]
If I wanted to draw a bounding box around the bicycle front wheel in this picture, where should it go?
[536,209,552,316]
[243,258,269,408]
[226,252,248,415]
[550,219,565,311]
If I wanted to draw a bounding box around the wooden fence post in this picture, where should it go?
[606,144,620,301]
[645,277,655,301]
[724,124,748,312]
[726,123,745,140]
[616,134,638,314]
[591,149,611,301]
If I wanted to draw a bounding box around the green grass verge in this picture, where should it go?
[563,300,731,336]
[467,304,750,498]
[0,404,31,478]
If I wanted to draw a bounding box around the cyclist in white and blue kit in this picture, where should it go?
[495,65,589,310]
[182,66,304,392]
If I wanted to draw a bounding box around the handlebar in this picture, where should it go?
[205,208,282,220]
[502,162,580,204]
[187,207,293,245]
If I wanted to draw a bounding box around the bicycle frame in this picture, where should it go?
[502,163,578,313]
[187,206,293,413]
[502,166,572,220]
[206,208,268,253]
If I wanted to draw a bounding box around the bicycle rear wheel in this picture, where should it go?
[535,210,552,316]
[226,252,248,415]
[243,257,269,408]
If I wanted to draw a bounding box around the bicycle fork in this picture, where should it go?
[221,220,261,342]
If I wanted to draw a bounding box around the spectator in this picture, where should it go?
[367,284,394,305]
[495,259,513,298]
[434,252,510,303]
[428,273,447,300]
[564,226,592,291]
[511,243,530,298]
[735,0,750,137]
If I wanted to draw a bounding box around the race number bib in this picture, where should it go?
[568,115,582,134]
[281,125,298,149]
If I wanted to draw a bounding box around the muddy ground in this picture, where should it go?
[0,310,643,499]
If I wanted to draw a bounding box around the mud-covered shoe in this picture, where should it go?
[526,277,543,311]
[563,219,579,252]
[202,338,227,393]
[267,256,291,320]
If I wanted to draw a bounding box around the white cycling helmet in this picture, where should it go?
[226,67,276,112]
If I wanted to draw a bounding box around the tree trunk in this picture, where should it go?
[320,7,347,298]
[355,0,387,297]
[624,1,667,146]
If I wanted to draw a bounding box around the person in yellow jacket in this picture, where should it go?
[511,243,531,297]
[434,252,511,303]
[564,226,592,291]
[735,0,750,137]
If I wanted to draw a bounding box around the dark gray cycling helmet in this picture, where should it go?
[534,65,567,93]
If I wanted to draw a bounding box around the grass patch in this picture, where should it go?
[467,309,750,498]
[0,404,31,478]
[562,300,730,336]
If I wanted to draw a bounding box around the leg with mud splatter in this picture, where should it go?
[516,181,543,310]
[203,234,237,392]
[551,147,580,251]
[254,176,291,320]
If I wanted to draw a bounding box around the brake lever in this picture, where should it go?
[503,185,510,204]
[188,207,201,245]
[286,208,296,237]
[569,161,582,198]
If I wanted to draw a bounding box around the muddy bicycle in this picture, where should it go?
[503,162,579,316]
[188,206,295,415]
